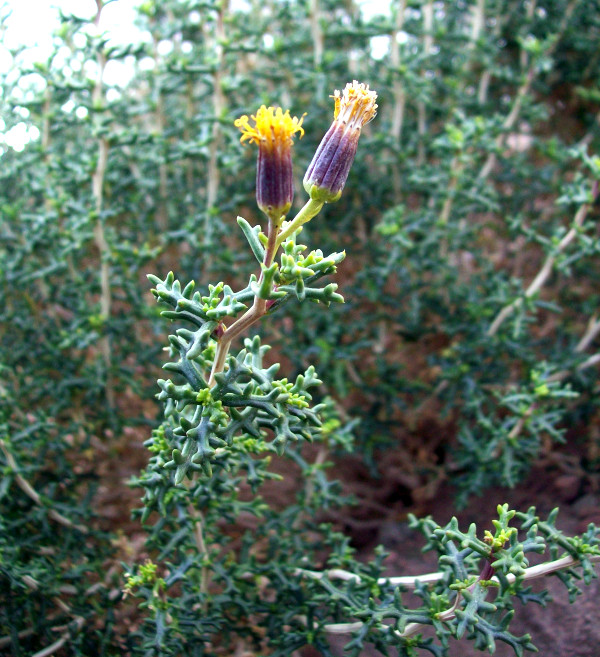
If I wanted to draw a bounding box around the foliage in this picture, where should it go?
[1,0,599,655]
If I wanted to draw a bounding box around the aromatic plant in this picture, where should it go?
[127,82,600,656]
[2,1,600,655]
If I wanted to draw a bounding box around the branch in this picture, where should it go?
[208,217,280,386]
[478,0,580,180]
[203,0,228,251]
[0,438,88,534]
[190,505,209,604]
[0,573,86,656]
[91,0,114,409]
[309,0,323,69]
[30,616,85,657]
[297,553,600,637]
[487,182,599,337]
[390,0,407,143]
[416,1,434,166]
[575,315,600,353]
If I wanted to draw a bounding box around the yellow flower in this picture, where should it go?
[332,81,378,127]
[235,106,305,223]
[235,106,305,147]
[304,81,377,203]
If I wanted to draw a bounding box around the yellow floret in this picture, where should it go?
[234,106,305,149]
[333,80,378,128]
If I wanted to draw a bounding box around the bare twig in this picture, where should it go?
[30,616,85,657]
[295,565,441,587]
[389,0,407,198]
[0,438,88,534]
[469,0,485,46]
[575,315,600,353]
[0,624,38,649]
[302,444,328,510]
[478,68,534,180]
[390,0,407,144]
[309,0,323,69]
[190,506,209,600]
[151,22,168,232]
[548,352,600,384]
[417,1,434,166]
[91,0,114,409]
[479,0,580,180]
[477,1,507,105]
[204,0,228,250]
[296,553,600,590]
[0,572,86,655]
[297,553,600,638]
[487,181,599,336]
[438,156,462,227]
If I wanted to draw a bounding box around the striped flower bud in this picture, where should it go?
[303,81,377,203]
[235,106,305,224]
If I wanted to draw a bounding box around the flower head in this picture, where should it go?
[303,81,377,203]
[235,106,305,223]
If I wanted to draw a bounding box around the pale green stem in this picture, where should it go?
[276,198,324,248]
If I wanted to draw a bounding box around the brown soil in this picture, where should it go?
[106,417,600,657]
[319,463,600,657]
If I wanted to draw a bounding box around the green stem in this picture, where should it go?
[208,196,325,386]
[262,218,279,268]
[276,198,324,248]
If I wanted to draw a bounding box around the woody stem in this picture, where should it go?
[208,219,279,386]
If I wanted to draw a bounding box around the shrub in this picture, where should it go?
[1,0,599,655]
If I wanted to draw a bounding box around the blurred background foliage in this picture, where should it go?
[1,0,599,654]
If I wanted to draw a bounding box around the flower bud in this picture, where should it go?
[303,81,377,203]
[235,106,305,223]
